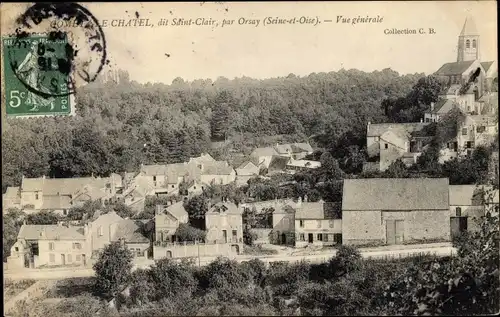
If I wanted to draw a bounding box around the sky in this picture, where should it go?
[1,1,498,84]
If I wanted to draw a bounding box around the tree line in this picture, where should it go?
[3,68,435,192]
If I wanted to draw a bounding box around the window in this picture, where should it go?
[35,193,39,200]
[63,209,67,215]
[329,220,335,228]
[466,39,470,48]
[193,186,196,189]
[477,126,486,133]
[425,118,430,123]
[171,185,175,188]
[317,234,323,241]
[472,39,477,48]
[456,207,462,217]
[67,254,72,263]
[462,128,468,135]
[76,255,81,262]
[300,233,305,241]
[153,176,157,181]
[466,141,473,149]
[232,230,237,237]
[49,254,55,263]
[384,143,388,149]
[324,234,329,242]
[15,247,19,252]
[49,242,54,251]
[73,243,82,250]
[299,220,304,228]
[98,226,103,236]
[136,249,142,257]
[495,206,499,213]
[316,220,321,228]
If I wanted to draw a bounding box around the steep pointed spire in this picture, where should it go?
[460,16,479,36]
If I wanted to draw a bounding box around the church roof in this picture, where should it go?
[460,17,479,36]
[435,61,475,76]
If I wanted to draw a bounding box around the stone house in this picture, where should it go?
[342,178,451,246]
[457,115,498,156]
[448,185,497,236]
[294,198,342,248]
[86,211,124,256]
[8,224,87,269]
[250,147,280,169]
[3,186,22,211]
[154,201,189,243]
[271,204,296,245]
[17,174,122,215]
[109,219,151,258]
[364,122,433,172]
[235,161,260,186]
[424,99,456,123]
[274,143,314,160]
[205,200,243,247]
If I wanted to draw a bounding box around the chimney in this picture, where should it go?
[297,196,302,207]
[420,118,423,123]
[367,121,371,132]
[84,224,89,236]
[431,102,435,111]
[304,195,308,202]
[156,205,163,215]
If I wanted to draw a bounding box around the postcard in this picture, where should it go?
[1,2,498,317]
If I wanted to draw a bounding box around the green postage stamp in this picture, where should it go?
[2,34,73,117]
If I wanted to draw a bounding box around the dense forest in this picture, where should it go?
[3,68,441,192]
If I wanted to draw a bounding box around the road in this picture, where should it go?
[3,243,456,281]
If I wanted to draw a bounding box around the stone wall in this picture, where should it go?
[153,242,242,260]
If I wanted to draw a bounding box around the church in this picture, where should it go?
[435,17,498,98]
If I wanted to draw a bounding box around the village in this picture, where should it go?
[3,17,500,272]
[1,5,499,316]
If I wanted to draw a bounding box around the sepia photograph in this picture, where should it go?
[1,1,498,316]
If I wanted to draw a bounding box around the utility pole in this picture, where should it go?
[197,241,201,267]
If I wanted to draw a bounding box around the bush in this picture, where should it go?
[174,223,206,242]
[93,241,133,298]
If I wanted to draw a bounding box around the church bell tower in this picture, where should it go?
[457,17,480,62]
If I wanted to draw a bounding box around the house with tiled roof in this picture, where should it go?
[3,186,21,211]
[206,199,243,248]
[268,155,291,175]
[364,122,434,172]
[294,197,342,247]
[235,160,260,186]
[86,211,124,255]
[342,178,451,246]
[135,155,236,196]
[7,223,88,269]
[110,219,151,257]
[250,147,280,169]
[154,201,189,243]
[449,185,499,236]
[457,115,498,156]
[18,174,122,216]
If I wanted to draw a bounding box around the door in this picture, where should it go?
[82,254,87,266]
[222,230,227,243]
[395,220,404,244]
[281,233,286,245]
[308,233,314,243]
[61,254,66,265]
[386,220,405,245]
